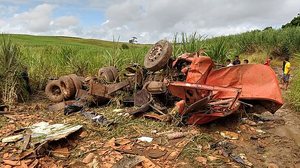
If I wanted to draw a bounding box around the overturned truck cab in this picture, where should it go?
[168,55,283,125]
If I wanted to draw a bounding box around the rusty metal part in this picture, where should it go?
[134,89,151,107]
[144,81,167,94]
[124,64,145,89]
[48,100,77,111]
[144,40,172,72]
[88,81,108,97]
[88,81,111,104]
[183,96,210,115]
[75,89,88,99]
[98,66,119,83]
[143,112,172,122]
[107,81,129,95]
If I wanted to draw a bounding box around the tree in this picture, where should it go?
[129,37,138,44]
[263,26,273,31]
[282,13,300,28]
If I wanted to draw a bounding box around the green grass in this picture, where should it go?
[287,54,300,112]
[1,34,150,91]
[1,27,300,105]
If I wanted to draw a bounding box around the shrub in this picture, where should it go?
[121,43,129,49]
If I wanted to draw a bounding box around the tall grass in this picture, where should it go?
[0,35,29,104]
[1,27,300,103]
[172,32,206,56]
[287,54,300,112]
[17,39,149,91]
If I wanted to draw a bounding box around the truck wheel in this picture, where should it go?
[68,74,83,93]
[59,76,76,99]
[45,80,64,102]
[98,66,118,82]
[144,40,172,72]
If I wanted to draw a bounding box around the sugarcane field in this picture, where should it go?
[1,1,300,168]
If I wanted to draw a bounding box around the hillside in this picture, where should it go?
[5,34,142,48]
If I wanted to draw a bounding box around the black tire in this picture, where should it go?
[45,80,64,102]
[59,76,76,99]
[144,40,172,72]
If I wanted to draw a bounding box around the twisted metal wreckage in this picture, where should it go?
[45,40,283,125]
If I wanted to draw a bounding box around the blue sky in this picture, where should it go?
[0,0,299,43]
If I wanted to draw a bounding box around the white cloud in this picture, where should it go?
[1,0,300,43]
[101,19,110,25]
[51,16,79,28]
[0,3,80,36]
[0,19,5,27]
[13,3,55,32]
[97,0,300,43]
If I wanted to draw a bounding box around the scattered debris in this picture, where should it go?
[1,134,23,143]
[166,132,189,140]
[113,109,125,113]
[82,153,95,164]
[81,111,113,126]
[207,155,218,161]
[195,156,207,165]
[211,140,237,157]
[29,122,82,145]
[256,129,266,134]
[51,147,70,158]
[112,154,144,168]
[241,118,257,126]
[146,148,167,159]
[220,131,239,140]
[64,104,83,115]
[231,153,253,167]
[137,136,153,143]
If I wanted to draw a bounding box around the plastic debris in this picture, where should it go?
[113,109,124,113]
[137,136,153,143]
[64,104,83,115]
[220,131,239,140]
[81,111,113,126]
[231,153,253,167]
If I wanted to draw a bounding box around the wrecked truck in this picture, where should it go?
[45,40,283,125]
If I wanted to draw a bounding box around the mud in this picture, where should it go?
[272,106,300,147]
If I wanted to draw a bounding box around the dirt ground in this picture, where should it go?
[1,91,300,168]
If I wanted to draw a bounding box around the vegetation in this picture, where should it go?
[282,14,300,28]
[287,54,300,111]
[1,25,300,106]
[0,35,29,105]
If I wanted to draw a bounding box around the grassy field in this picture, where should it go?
[1,27,300,107]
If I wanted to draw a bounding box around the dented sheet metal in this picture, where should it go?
[29,122,82,145]
[168,55,283,124]
[2,122,82,146]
